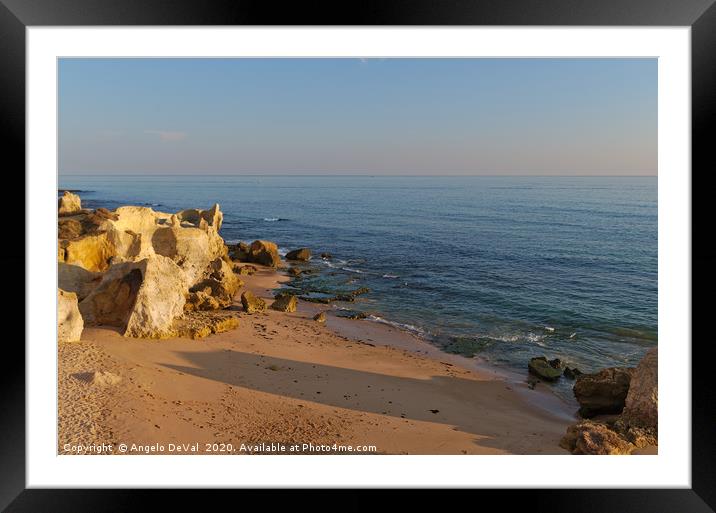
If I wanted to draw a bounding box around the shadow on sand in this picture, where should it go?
[161,349,566,453]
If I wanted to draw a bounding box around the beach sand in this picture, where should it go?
[58,266,574,455]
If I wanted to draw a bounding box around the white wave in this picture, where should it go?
[544,326,555,332]
[366,315,426,336]
[382,274,399,279]
[263,217,280,222]
[342,267,364,274]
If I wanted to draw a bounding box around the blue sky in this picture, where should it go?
[58,58,657,175]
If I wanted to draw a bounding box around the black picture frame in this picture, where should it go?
[3,0,714,510]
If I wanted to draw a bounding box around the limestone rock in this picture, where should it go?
[233,263,257,276]
[622,348,657,429]
[313,311,327,323]
[241,290,266,314]
[271,294,297,312]
[573,367,633,417]
[285,248,311,261]
[246,240,282,267]
[559,421,634,455]
[61,231,117,272]
[189,258,241,310]
[58,217,84,239]
[58,289,84,342]
[79,255,188,339]
[173,311,240,339]
[58,191,82,215]
[72,370,122,386]
[528,356,563,382]
[58,262,103,301]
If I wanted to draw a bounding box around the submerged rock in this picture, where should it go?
[288,267,302,277]
[286,248,311,261]
[313,311,327,323]
[58,289,84,342]
[58,191,82,215]
[79,255,188,339]
[271,294,297,313]
[337,310,368,320]
[573,367,633,417]
[246,240,282,267]
[241,290,267,314]
[563,367,583,380]
[320,252,332,260]
[527,356,563,381]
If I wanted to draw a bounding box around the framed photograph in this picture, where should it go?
[4,0,715,510]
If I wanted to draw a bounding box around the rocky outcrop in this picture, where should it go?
[61,231,118,272]
[188,258,241,310]
[573,367,633,417]
[622,347,657,429]
[58,289,83,342]
[559,420,634,455]
[561,349,657,455]
[79,255,188,339]
[58,262,102,301]
[58,191,82,215]
[172,311,239,339]
[271,294,297,312]
[241,290,266,314]
[285,248,311,261]
[528,356,564,381]
[246,240,281,267]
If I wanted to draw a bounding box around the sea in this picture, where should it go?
[59,175,657,396]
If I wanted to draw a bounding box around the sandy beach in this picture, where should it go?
[58,265,575,455]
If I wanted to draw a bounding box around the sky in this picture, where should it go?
[58,58,657,176]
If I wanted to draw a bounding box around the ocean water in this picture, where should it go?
[59,175,657,394]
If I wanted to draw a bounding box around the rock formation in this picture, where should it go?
[58,191,82,215]
[241,290,267,313]
[621,347,657,429]
[58,289,84,342]
[286,248,311,261]
[271,294,297,312]
[559,420,634,455]
[79,255,188,339]
[246,240,282,267]
[573,367,633,417]
[528,356,563,381]
[313,311,327,323]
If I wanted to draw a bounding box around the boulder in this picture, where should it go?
[58,262,103,301]
[79,255,188,339]
[271,294,297,313]
[320,252,332,260]
[285,248,311,261]
[189,258,241,309]
[58,218,84,239]
[528,356,563,381]
[313,311,327,323]
[233,263,257,276]
[58,289,83,342]
[246,240,282,267]
[229,241,251,261]
[622,348,657,429]
[337,310,368,320]
[241,290,267,314]
[573,367,633,417]
[288,267,302,277]
[58,191,82,215]
[559,421,634,455]
[184,290,222,312]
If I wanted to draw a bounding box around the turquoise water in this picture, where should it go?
[59,175,657,390]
